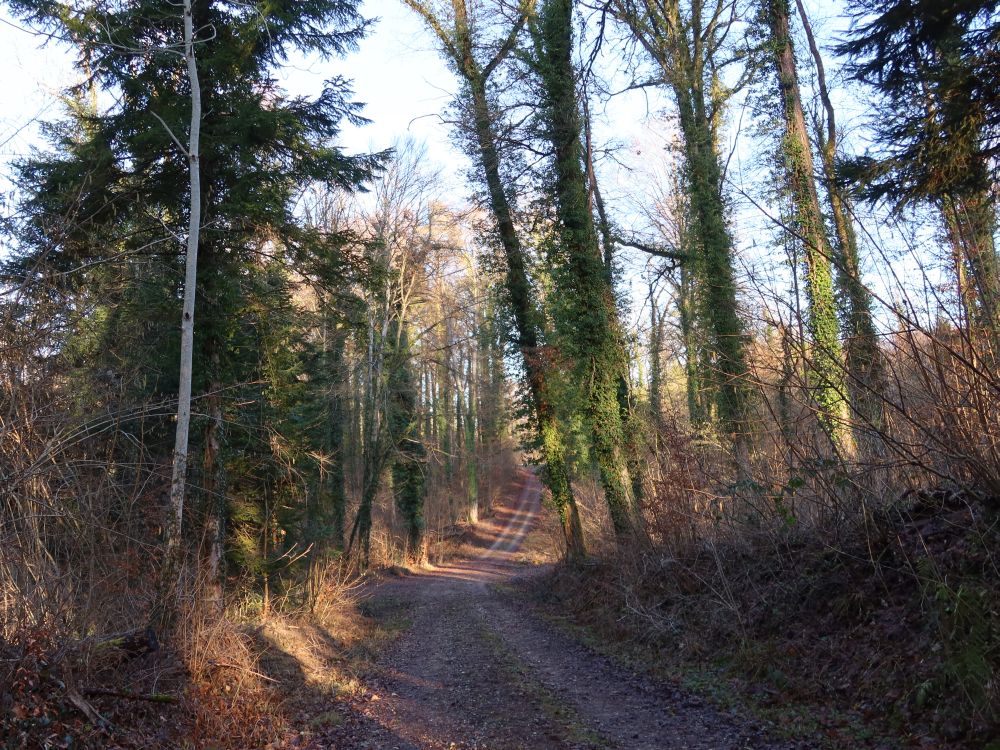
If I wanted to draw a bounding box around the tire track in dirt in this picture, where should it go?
[328,469,804,749]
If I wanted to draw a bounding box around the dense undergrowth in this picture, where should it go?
[1,575,368,749]
[0,414,516,750]
[531,486,999,749]
[0,505,494,749]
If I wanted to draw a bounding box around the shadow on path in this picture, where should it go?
[325,467,804,750]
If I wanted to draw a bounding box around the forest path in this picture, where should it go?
[327,469,801,750]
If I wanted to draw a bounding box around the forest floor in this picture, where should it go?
[9,466,987,749]
[306,469,807,750]
[13,466,988,748]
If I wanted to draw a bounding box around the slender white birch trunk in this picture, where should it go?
[162,0,202,605]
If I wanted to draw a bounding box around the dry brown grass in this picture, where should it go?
[0,548,390,749]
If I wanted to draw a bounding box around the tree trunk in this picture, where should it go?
[326,323,348,550]
[160,0,201,619]
[466,72,586,558]
[944,189,1000,340]
[466,342,479,524]
[583,89,648,516]
[794,0,886,441]
[309,310,347,605]
[534,0,638,536]
[474,78,585,556]
[202,384,225,612]
[648,289,663,429]
[350,453,381,567]
[767,0,852,454]
[677,265,706,427]
[611,0,752,453]
[404,0,587,558]
[350,303,388,567]
[389,319,427,564]
[583,93,615,286]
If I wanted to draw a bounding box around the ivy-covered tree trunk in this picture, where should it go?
[403,0,587,558]
[767,0,851,454]
[388,319,427,563]
[467,76,586,557]
[533,0,638,536]
[678,264,708,427]
[612,0,751,452]
[583,90,648,515]
[678,98,750,444]
[794,0,885,437]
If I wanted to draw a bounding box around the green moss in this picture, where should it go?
[766,0,851,452]
[531,0,639,535]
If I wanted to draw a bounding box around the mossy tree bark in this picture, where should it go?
[793,0,886,442]
[678,264,709,428]
[611,0,752,451]
[403,0,586,558]
[582,90,648,514]
[532,0,639,536]
[767,0,851,454]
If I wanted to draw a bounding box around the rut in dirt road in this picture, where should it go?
[331,469,802,750]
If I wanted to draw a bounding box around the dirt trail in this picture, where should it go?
[326,469,802,750]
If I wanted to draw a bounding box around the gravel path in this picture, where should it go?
[325,469,804,749]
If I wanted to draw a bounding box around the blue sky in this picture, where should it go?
[0,0,462,184]
[0,0,949,332]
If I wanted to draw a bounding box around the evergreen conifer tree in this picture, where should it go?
[8,0,381,597]
[838,0,1000,333]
